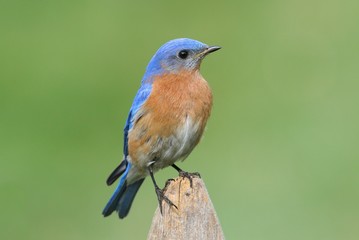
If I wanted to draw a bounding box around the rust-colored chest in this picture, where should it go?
[143,71,213,132]
[127,71,213,167]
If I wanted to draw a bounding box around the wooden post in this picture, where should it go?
[147,175,225,240]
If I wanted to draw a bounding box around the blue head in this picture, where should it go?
[142,38,220,82]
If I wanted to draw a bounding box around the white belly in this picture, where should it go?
[147,116,202,172]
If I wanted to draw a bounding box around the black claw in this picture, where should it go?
[179,171,201,188]
[164,178,175,190]
[171,164,201,188]
[155,186,177,214]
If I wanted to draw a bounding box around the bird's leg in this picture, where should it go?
[171,164,201,188]
[148,165,177,214]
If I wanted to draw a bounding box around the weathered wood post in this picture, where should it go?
[147,175,225,240]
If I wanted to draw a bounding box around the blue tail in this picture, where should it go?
[102,162,144,218]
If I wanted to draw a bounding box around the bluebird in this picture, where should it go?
[102,38,220,219]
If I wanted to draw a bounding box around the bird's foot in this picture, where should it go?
[178,171,201,188]
[164,178,175,191]
[155,186,177,215]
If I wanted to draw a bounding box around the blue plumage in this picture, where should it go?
[102,161,131,217]
[123,83,152,156]
[102,162,145,218]
[117,178,144,218]
[102,38,220,219]
[142,38,207,81]
[103,84,152,218]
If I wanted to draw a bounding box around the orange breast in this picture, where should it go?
[128,70,213,167]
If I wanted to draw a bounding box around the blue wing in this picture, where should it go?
[103,83,152,218]
[106,83,152,186]
[123,83,152,156]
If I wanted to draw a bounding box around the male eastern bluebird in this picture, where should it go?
[102,38,220,219]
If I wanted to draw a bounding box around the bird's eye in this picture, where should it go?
[178,50,189,59]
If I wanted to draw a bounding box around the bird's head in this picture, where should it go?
[143,38,220,82]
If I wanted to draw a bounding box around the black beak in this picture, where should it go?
[205,46,221,54]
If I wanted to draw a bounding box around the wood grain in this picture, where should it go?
[147,176,225,240]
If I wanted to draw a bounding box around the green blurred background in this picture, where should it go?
[1,0,358,239]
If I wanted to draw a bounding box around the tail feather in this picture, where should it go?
[117,179,144,218]
[102,179,127,217]
[106,160,127,186]
[102,162,144,218]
